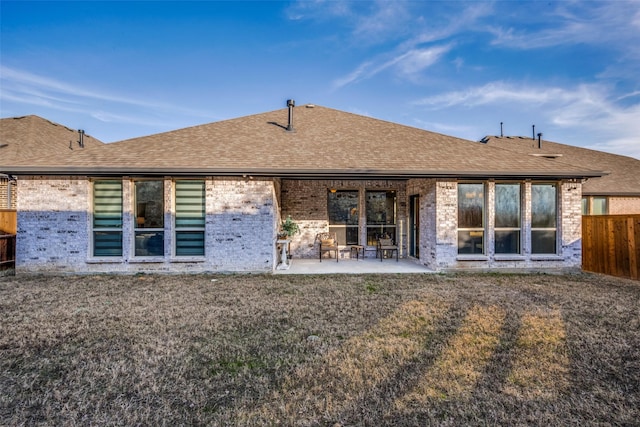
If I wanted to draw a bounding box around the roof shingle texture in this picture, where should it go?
[0,115,104,165]
[480,136,640,195]
[2,106,603,179]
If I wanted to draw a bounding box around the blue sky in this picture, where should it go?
[1,1,639,159]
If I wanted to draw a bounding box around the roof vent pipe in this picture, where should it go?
[537,132,542,149]
[500,122,503,137]
[286,99,295,132]
[78,129,85,148]
[532,124,535,140]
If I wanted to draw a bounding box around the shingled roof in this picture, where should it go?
[0,115,104,166]
[479,136,640,196]
[2,106,604,180]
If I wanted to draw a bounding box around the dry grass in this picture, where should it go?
[1,272,638,426]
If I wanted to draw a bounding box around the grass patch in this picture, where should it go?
[1,272,639,425]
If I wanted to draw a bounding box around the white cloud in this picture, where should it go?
[89,111,182,128]
[0,65,214,124]
[286,0,412,41]
[402,2,493,47]
[396,46,452,76]
[331,61,374,90]
[489,1,640,53]
[413,82,640,159]
[285,0,351,21]
[332,44,452,89]
[289,1,490,90]
[414,82,576,108]
[352,0,412,40]
[0,65,154,109]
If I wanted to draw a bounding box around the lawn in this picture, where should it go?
[1,272,638,426]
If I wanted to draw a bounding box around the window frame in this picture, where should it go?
[582,196,608,215]
[365,190,397,246]
[531,182,558,255]
[457,182,486,255]
[91,179,123,258]
[592,196,608,215]
[494,182,522,255]
[327,189,359,246]
[133,179,165,258]
[581,197,589,215]
[173,179,206,257]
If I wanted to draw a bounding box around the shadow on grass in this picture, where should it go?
[225,300,578,425]
[2,273,638,426]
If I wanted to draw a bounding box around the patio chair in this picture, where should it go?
[317,232,339,262]
[377,237,398,262]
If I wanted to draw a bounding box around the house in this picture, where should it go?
[0,115,104,211]
[479,135,640,215]
[1,103,605,274]
[0,174,16,209]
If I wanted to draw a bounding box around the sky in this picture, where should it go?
[1,1,639,159]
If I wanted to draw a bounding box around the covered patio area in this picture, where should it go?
[275,257,434,274]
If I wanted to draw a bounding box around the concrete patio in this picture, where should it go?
[274,257,434,274]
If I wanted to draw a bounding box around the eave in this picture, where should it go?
[0,165,608,181]
[582,191,640,197]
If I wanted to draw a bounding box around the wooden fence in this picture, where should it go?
[0,209,17,272]
[0,233,16,270]
[0,209,16,234]
[582,215,640,280]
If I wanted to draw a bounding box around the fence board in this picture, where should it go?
[628,217,637,280]
[0,234,15,269]
[0,210,17,273]
[0,209,17,234]
[583,215,640,280]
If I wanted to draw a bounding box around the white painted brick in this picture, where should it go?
[16,176,278,274]
[13,175,584,274]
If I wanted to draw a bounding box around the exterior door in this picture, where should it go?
[409,195,420,258]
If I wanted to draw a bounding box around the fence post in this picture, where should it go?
[629,217,638,280]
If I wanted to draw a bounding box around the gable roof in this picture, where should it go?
[0,115,104,167]
[2,106,604,180]
[479,136,640,196]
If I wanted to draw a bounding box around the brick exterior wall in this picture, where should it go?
[0,178,17,209]
[16,176,90,273]
[407,179,583,271]
[0,179,6,208]
[207,178,278,271]
[609,197,640,214]
[280,179,407,259]
[15,176,278,274]
[447,180,582,271]
[434,181,459,269]
[559,180,583,267]
[14,175,582,274]
[406,178,437,268]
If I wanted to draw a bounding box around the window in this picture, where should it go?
[582,196,607,215]
[134,180,164,257]
[93,180,123,257]
[366,190,396,245]
[592,197,607,215]
[531,184,557,254]
[328,190,359,245]
[495,184,521,254]
[175,180,205,256]
[458,183,484,254]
